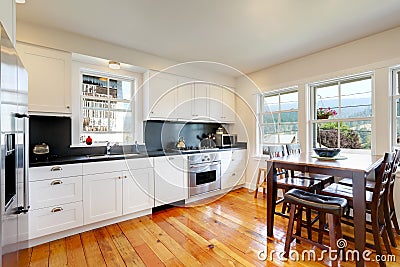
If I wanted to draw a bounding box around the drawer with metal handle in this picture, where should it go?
[29,201,83,239]
[29,176,83,210]
[29,163,83,181]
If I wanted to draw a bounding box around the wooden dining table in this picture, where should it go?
[266,153,383,267]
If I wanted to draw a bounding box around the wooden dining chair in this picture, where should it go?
[337,149,400,246]
[254,145,322,239]
[286,143,334,188]
[321,152,394,264]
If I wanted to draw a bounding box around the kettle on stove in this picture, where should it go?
[176,136,186,149]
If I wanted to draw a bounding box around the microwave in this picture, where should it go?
[215,134,237,147]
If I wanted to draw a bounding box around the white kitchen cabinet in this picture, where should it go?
[16,42,72,114]
[154,155,188,207]
[209,85,236,123]
[222,88,236,123]
[30,176,83,210]
[143,71,236,122]
[0,0,16,46]
[122,168,154,214]
[83,172,123,224]
[143,71,178,120]
[220,149,247,190]
[176,77,194,120]
[192,83,209,120]
[29,202,83,239]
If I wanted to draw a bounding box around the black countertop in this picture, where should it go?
[29,144,247,167]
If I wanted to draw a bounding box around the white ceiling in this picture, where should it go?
[16,0,400,74]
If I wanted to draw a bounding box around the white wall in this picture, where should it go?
[235,26,400,189]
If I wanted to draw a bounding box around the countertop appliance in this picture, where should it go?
[1,23,30,265]
[188,152,221,197]
[215,133,237,148]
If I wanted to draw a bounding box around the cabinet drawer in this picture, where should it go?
[29,202,83,239]
[83,160,127,175]
[29,164,82,181]
[126,157,153,170]
[30,176,83,210]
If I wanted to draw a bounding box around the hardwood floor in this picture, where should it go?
[4,188,400,266]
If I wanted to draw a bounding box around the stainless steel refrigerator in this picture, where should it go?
[0,23,30,266]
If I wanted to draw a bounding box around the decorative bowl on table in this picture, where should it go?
[313,148,341,158]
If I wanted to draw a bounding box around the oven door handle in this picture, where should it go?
[190,162,220,169]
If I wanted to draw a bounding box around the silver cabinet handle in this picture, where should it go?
[51,207,63,213]
[50,180,63,185]
[50,166,63,171]
[168,157,175,160]
[124,176,128,179]
[117,176,122,179]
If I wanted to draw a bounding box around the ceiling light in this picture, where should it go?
[108,61,120,70]
[15,0,26,4]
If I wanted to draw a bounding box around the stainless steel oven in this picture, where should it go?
[189,153,221,197]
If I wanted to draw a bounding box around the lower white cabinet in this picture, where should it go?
[122,168,154,214]
[29,202,83,239]
[154,156,187,207]
[221,149,247,190]
[83,172,123,224]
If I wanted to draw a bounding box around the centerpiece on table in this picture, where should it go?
[317,107,337,119]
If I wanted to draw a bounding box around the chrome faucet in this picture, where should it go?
[106,142,119,155]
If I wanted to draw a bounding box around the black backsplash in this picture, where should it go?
[144,121,225,151]
[29,115,72,158]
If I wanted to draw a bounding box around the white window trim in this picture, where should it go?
[391,66,400,148]
[257,86,299,154]
[308,72,374,153]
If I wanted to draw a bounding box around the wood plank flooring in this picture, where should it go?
[4,188,400,266]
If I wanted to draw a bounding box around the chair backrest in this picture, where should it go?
[373,152,393,206]
[389,149,400,187]
[265,145,286,158]
[286,143,301,155]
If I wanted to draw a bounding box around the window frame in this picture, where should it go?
[391,66,400,147]
[79,69,136,144]
[257,87,299,154]
[309,72,374,153]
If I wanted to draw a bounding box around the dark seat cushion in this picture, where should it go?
[284,188,348,216]
[322,183,373,204]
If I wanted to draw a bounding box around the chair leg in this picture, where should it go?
[296,207,302,244]
[380,206,392,255]
[318,212,326,244]
[371,206,384,262]
[327,214,342,267]
[284,204,296,258]
[254,169,262,198]
[383,192,397,247]
[263,170,267,195]
[389,186,400,235]
[306,208,312,240]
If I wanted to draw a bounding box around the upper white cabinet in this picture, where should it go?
[143,71,178,120]
[154,155,188,207]
[209,85,236,123]
[0,0,16,46]
[16,42,72,114]
[143,70,235,123]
